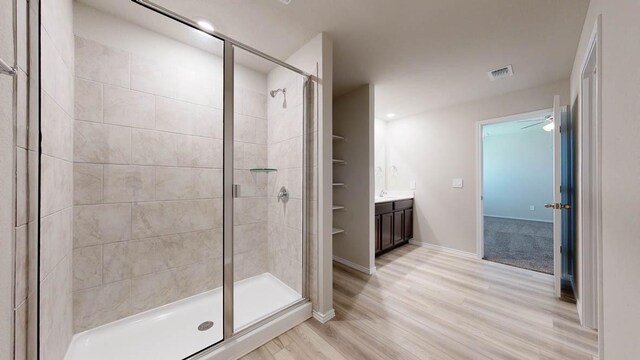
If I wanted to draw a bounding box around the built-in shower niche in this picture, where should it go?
[61,2,308,359]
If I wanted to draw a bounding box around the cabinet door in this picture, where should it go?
[381,213,394,250]
[375,215,381,253]
[393,211,404,244]
[404,208,413,240]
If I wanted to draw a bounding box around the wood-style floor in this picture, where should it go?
[241,245,597,360]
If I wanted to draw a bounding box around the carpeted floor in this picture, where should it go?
[483,216,553,274]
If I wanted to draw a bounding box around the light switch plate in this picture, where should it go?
[452,178,463,188]
[409,180,416,190]
[530,205,535,211]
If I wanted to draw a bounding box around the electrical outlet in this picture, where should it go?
[452,178,463,188]
[530,205,535,211]
[410,180,416,190]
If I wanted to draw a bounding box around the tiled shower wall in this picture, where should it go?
[39,0,76,358]
[266,67,305,293]
[71,6,271,332]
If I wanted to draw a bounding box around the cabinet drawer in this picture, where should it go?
[393,199,413,211]
[375,202,393,215]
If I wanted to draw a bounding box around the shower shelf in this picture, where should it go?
[332,182,346,187]
[249,168,278,173]
[333,134,346,141]
[333,205,345,211]
[333,159,346,164]
[332,227,345,235]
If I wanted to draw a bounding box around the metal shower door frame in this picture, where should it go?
[130,1,314,358]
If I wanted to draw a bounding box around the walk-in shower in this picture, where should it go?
[37,0,314,358]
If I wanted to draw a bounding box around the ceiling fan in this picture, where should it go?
[518,115,554,131]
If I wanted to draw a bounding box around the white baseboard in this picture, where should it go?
[576,298,583,325]
[200,302,311,360]
[408,240,479,259]
[332,255,376,275]
[312,309,335,324]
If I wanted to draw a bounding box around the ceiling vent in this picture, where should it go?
[487,65,514,81]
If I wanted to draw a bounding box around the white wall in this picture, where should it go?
[570,0,640,358]
[386,79,568,254]
[482,127,553,222]
[374,118,387,194]
[333,85,375,273]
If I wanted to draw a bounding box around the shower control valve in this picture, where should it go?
[277,186,289,203]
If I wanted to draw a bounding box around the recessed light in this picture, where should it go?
[280,0,292,4]
[196,19,215,32]
[386,113,396,118]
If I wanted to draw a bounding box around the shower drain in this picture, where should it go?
[198,321,214,331]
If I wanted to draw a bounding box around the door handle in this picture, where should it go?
[545,203,571,210]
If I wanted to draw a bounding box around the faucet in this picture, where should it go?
[379,190,387,197]
[277,186,289,203]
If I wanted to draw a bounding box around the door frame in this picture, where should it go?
[475,108,554,261]
[577,15,602,330]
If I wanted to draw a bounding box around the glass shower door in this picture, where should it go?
[231,46,305,332]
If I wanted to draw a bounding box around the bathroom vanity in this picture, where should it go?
[374,197,414,256]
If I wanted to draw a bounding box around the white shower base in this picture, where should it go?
[66,273,302,360]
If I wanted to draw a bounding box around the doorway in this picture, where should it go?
[478,110,555,274]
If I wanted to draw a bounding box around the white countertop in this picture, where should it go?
[374,191,414,204]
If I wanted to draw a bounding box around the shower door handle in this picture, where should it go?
[0,57,16,76]
[233,184,240,198]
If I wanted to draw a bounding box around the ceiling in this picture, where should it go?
[83,0,589,120]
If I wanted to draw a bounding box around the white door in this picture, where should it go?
[551,95,562,297]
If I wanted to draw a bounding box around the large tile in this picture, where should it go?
[40,155,73,217]
[73,203,132,248]
[155,97,221,138]
[234,246,267,281]
[130,55,177,98]
[103,239,162,283]
[40,29,74,116]
[234,114,256,143]
[155,167,220,200]
[242,89,267,119]
[156,229,223,269]
[176,64,222,108]
[234,197,267,225]
[130,260,219,313]
[103,85,155,128]
[75,36,130,87]
[15,225,28,304]
[73,163,103,205]
[131,199,222,239]
[16,148,28,226]
[41,91,73,161]
[16,70,28,149]
[74,78,102,123]
[234,223,267,255]
[103,165,155,203]
[15,299,27,360]
[176,135,222,168]
[73,245,102,290]
[73,280,132,332]
[234,170,267,198]
[131,128,178,166]
[74,121,132,164]
[243,143,268,170]
[40,255,73,360]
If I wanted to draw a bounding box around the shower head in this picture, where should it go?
[269,88,287,108]
[270,88,286,98]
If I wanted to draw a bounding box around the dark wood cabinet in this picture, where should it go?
[380,213,394,251]
[393,211,404,244]
[404,208,413,239]
[375,199,413,256]
[375,215,381,252]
